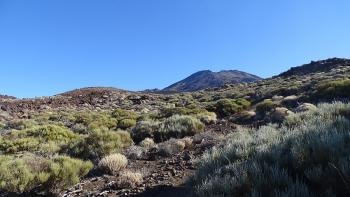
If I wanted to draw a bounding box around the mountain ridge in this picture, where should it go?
[278,58,350,77]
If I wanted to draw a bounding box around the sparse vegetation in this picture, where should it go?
[1,58,350,195]
[98,153,128,174]
[255,99,276,115]
[117,118,136,130]
[159,138,186,156]
[139,137,155,148]
[0,124,79,155]
[132,120,160,143]
[70,129,132,159]
[212,98,251,117]
[155,115,204,142]
[192,102,350,196]
[0,154,92,194]
[115,171,143,189]
[313,79,350,100]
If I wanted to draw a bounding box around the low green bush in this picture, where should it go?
[38,111,118,133]
[117,119,136,130]
[155,115,204,142]
[0,137,40,154]
[195,112,217,124]
[70,129,132,159]
[111,109,138,120]
[11,125,79,144]
[192,102,350,196]
[47,156,93,192]
[158,107,208,119]
[212,98,251,117]
[0,125,79,154]
[313,79,350,100]
[0,155,92,194]
[0,155,34,193]
[132,120,160,144]
[5,120,36,130]
[255,99,276,115]
[74,112,118,131]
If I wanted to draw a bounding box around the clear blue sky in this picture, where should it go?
[1,0,350,98]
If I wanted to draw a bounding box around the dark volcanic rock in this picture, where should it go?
[163,70,262,92]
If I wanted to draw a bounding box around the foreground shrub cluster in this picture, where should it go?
[69,129,131,160]
[0,154,92,194]
[192,102,350,196]
[132,115,204,143]
[0,109,136,195]
[313,79,350,101]
[211,98,251,117]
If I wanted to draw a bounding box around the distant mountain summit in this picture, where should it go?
[163,70,262,92]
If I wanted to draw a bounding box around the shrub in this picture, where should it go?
[47,156,93,192]
[213,98,251,117]
[255,99,276,115]
[313,79,350,100]
[47,111,75,125]
[233,110,256,124]
[0,137,41,154]
[98,153,128,174]
[158,107,208,119]
[192,102,350,196]
[0,156,34,193]
[70,129,132,159]
[71,123,88,134]
[117,119,136,130]
[0,155,92,194]
[0,125,80,154]
[139,138,155,148]
[155,115,204,142]
[123,146,148,160]
[132,120,160,143]
[179,137,193,149]
[0,122,5,130]
[159,139,186,156]
[296,103,317,112]
[74,112,118,131]
[270,107,294,122]
[11,125,79,144]
[195,112,217,124]
[5,120,36,130]
[111,109,137,120]
[115,171,143,189]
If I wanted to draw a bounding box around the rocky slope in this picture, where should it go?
[162,70,262,92]
[0,58,350,197]
[278,57,350,77]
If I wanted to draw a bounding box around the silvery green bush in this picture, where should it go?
[192,102,350,197]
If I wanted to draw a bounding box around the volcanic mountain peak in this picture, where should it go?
[163,69,262,92]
